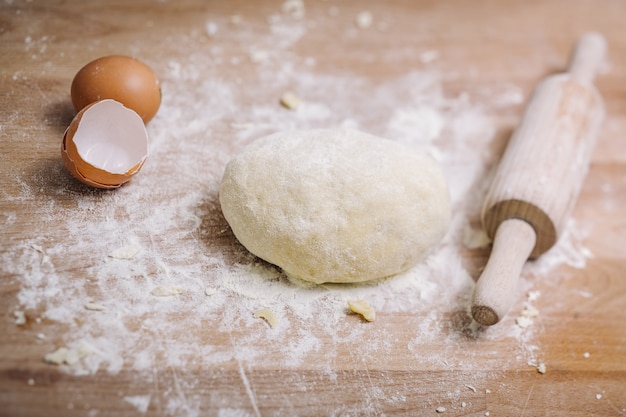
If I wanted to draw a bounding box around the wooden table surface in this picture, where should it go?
[1,1,625,416]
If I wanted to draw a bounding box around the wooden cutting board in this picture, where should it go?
[1,1,625,416]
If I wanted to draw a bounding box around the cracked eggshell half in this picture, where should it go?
[62,99,149,189]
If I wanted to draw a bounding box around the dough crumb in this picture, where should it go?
[348,300,375,322]
[13,310,26,326]
[44,348,71,365]
[583,352,590,358]
[517,290,541,328]
[31,244,44,253]
[463,227,491,249]
[528,363,547,375]
[536,363,546,374]
[527,290,541,302]
[528,361,546,374]
[44,340,99,366]
[150,285,183,297]
[596,394,602,400]
[84,302,106,311]
[254,308,278,328]
[204,287,217,296]
[279,91,301,110]
[31,244,50,264]
[435,406,446,413]
[465,384,477,393]
[108,243,141,259]
[461,402,467,408]
[515,315,533,328]
[520,305,539,318]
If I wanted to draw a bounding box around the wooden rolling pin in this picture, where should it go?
[471,32,607,326]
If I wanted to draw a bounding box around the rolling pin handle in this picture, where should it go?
[471,218,537,326]
[567,32,607,84]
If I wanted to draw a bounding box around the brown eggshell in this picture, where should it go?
[71,55,161,124]
[62,135,114,189]
[61,99,149,188]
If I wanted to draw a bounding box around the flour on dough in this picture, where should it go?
[219,128,451,284]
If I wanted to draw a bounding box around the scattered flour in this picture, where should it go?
[2,2,596,416]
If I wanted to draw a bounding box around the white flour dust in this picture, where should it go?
[2,2,594,416]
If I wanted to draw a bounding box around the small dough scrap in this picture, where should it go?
[109,243,141,259]
[254,308,278,328]
[44,340,98,366]
[516,316,533,328]
[520,305,539,318]
[348,300,375,322]
[219,129,451,284]
[537,363,547,374]
[13,310,26,326]
[85,302,106,311]
[279,91,301,110]
[528,361,547,374]
[150,285,183,297]
[44,347,72,365]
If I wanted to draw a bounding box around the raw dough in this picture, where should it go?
[219,128,450,284]
[254,308,279,328]
[348,300,376,322]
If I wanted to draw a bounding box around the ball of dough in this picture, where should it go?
[219,129,451,284]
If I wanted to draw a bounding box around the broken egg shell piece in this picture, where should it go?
[62,99,149,189]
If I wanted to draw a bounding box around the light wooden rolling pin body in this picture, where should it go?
[471,33,607,326]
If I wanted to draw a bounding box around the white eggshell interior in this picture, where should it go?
[73,99,149,174]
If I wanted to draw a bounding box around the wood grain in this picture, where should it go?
[1,1,625,416]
